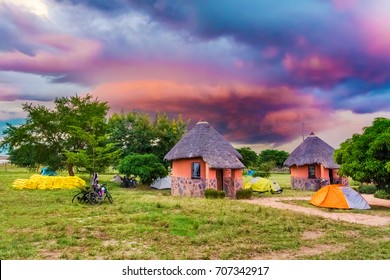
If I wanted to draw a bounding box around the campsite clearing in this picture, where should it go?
[243,195,390,226]
[1,168,390,259]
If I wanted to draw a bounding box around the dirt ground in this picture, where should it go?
[244,194,390,226]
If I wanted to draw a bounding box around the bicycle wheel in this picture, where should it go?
[72,192,84,203]
[105,192,113,204]
[87,191,102,205]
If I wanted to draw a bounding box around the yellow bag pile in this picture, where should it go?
[13,174,86,190]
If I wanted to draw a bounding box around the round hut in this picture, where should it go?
[284,132,345,190]
[164,121,245,198]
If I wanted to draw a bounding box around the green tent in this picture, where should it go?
[244,177,283,194]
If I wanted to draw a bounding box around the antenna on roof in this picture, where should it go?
[302,121,305,142]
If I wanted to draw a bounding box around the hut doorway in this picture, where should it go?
[329,169,334,184]
[216,169,223,191]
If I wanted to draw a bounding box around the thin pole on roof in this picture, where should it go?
[302,121,305,142]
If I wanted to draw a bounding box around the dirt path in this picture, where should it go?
[243,194,390,226]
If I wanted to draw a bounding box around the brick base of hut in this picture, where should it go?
[291,176,349,191]
[171,176,243,198]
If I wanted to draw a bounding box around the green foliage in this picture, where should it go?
[236,188,253,199]
[334,117,390,192]
[152,113,188,165]
[204,189,225,199]
[374,190,390,200]
[0,94,111,175]
[108,112,187,165]
[204,188,216,199]
[108,112,155,156]
[357,185,377,194]
[2,168,390,260]
[218,191,226,199]
[236,147,258,168]
[258,149,289,168]
[117,153,168,185]
[252,162,274,178]
[204,188,218,199]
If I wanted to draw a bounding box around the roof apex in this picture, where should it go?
[164,121,245,169]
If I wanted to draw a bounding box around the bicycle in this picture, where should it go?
[89,182,114,205]
[120,176,137,188]
[71,187,95,204]
[72,183,113,205]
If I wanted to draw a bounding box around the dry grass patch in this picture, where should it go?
[302,230,325,240]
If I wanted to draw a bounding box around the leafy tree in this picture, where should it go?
[236,147,258,168]
[108,112,187,164]
[0,94,114,175]
[334,117,390,192]
[108,111,155,157]
[152,113,187,165]
[258,149,289,168]
[117,153,168,185]
[252,162,274,178]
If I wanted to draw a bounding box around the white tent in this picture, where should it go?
[150,176,171,189]
[110,174,123,184]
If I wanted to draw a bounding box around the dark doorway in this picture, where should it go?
[329,169,334,184]
[216,169,223,191]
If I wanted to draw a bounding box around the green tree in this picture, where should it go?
[258,149,289,168]
[1,94,114,175]
[117,153,168,185]
[252,162,274,178]
[334,117,390,192]
[236,147,258,168]
[108,112,187,163]
[108,112,155,157]
[152,113,187,165]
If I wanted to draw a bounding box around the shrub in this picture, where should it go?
[217,191,226,199]
[358,184,377,194]
[117,153,168,185]
[236,188,253,199]
[252,170,270,178]
[204,189,226,199]
[204,188,218,199]
[374,190,390,200]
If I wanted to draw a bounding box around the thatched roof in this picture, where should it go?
[284,132,339,168]
[164,121,245,169]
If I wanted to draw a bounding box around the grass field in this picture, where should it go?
[1,167,390,260]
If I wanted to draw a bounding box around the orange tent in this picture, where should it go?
[310,184,370,209]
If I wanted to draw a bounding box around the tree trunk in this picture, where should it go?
[67,164,75,176]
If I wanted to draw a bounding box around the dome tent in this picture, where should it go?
[244,177,282,194]
[150,176,171,190]
[310,184,370,209]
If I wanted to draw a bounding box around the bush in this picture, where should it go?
[204,188,218,199]
[217,191,226,199]
[236,188,253,199]
[358,184,377,194]
[117,153,168,185]
[374,190,390,200]
[252,170,270,178]
[204,189,226,199]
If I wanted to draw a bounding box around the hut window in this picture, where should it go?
[191,162,201,179]
[308,165,316,179]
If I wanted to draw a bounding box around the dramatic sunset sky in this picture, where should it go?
[1,0,390,153]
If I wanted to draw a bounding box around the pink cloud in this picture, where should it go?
[0,85,18,101]
[332,0,359,10]
[283,54,352,85]
[93,80,331,144]
[0,34,102,75]
[359,17,390,57]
